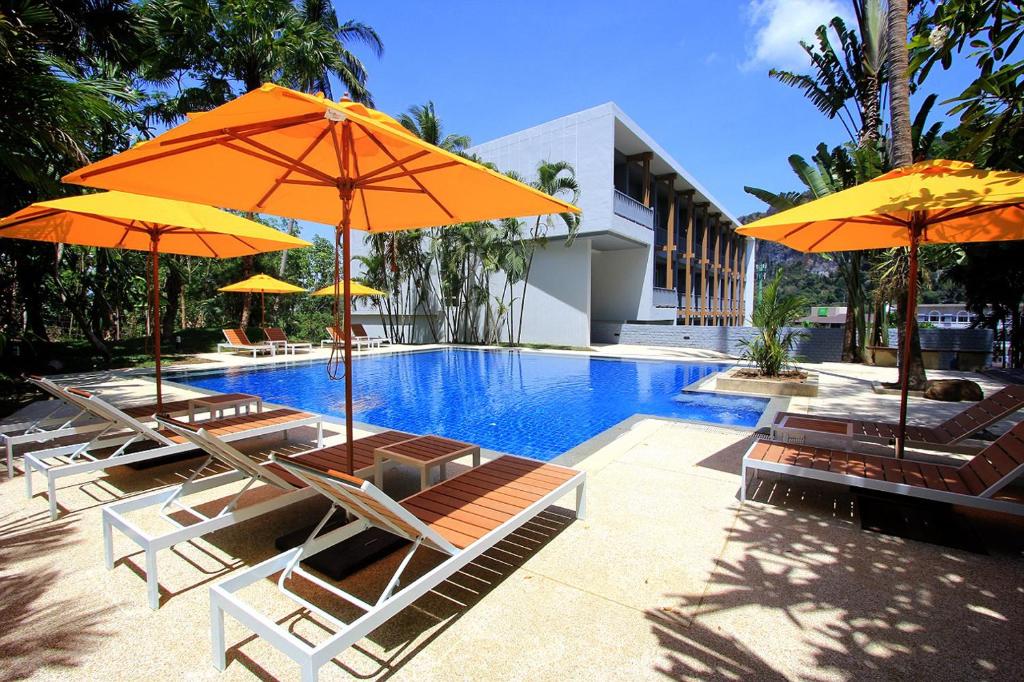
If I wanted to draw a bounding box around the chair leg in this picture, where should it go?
[210,598,226,671]
[147,549,160,609]
[576,480,587,520]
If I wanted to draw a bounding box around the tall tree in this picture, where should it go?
[143,0,383,326]
[888,0,914,167]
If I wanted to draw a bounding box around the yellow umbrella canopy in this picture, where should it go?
[310,282,385,297]
[64,82,581,474]
[737,160,1024,251]
[219,274,307,327]
[0,191,310,406]
[737,159,1024,457]
[0,190,311,256]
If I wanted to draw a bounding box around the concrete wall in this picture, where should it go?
[590,247,650,321]
[884,328,993,352]
[499,238,592,347]
[468,105,615,242]
[592,322,845,363]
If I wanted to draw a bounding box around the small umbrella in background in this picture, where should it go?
[219,273,306,327]
[738,160,1024,457]
[310,282,386,297]
[0,191,310,406]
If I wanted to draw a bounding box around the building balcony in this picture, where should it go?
[652,286,676,308]
[613,189,654,229]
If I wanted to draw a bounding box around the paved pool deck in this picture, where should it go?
[1,347,1021,680]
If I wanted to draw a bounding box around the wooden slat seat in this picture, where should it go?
[156,408,313,444]
[744,418,1024,514]
[399,457,580,549]
[772,385,1024,450]
[121,393,255,418]
[264,430,415,484]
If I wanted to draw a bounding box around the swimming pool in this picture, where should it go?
[175,349,768,461]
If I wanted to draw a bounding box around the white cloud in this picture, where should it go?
[704,51,720,65]
[741,0,854,72]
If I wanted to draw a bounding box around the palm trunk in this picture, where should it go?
[239,255,253,327]
[162,259,182,340]
[888,0,913,167]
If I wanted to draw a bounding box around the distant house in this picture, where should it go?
[800,303,982,330]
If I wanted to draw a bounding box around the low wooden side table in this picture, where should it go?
[187,393,263,422]
[373,435,481,490]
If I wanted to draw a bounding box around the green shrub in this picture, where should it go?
[741,272,808,376]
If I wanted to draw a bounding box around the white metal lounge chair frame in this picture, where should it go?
[217,330,277,357]
[210,456,586,681]
[739,440,1024,516]
[102,414,329,609]
[23,388,321,520]
[320,327,368,351]
[2,376,112,478]
[351,325,390,348]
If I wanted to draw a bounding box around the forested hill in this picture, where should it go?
[740,211,846,305]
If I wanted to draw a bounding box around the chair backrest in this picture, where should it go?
[271,455,459,554]
[263,327,287,343]
[62,387,173,445]
[155,414,298,490]
[26,375,69,402]
[324,325,343,342]
[351,324,368,337]
[222,328,252,346]
[937,384,1024,442]
[958,417,1024,497]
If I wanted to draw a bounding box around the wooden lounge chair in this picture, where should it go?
[210,454,586,680]
[741,418,1024,516]
[771,384,1024,452]
[23,387,321,520]
[263,327,313,355]
[218,328,276,357]
[320,325,367,350]
[103,414,416,609]
[351,323,390,347]
[3,376,250,478]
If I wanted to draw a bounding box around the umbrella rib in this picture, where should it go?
[360,185,430,194]
[279,179,334,186]
[806,223,845,251]
[0,208,64,231]
[223,132,337,185]
[356,150,431,183]
[77,137,229,180]
[359,160,462,186]
[353,121,454,220]
[193,231,221,257]
[346,127,373,230]
[929,202,1022,225]
[158,112,325,147]
[255,125,333,209]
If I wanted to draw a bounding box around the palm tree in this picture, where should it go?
[887,0,913,167]
[398,102,472,153]
[143,0,383,325]
[770,0,888,147]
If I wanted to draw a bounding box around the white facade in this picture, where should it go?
[470,102,755,347]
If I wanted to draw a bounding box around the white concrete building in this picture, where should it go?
[469,102,755,347]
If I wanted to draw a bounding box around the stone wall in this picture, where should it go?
[591,322,995,365]
[591,322,844,362]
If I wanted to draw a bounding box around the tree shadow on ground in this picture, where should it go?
[646,469,1024,681]
[0,514,113,680]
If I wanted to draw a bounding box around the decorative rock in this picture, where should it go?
[923,379,984,402]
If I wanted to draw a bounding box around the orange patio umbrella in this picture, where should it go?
[64,83,580,473]
[738,160,1024,457]
[0,191,310,407]
[219,273,306,327]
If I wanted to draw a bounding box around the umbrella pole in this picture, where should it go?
[343,216,354,475]
[895,218,922,459]
[261,290,265,327]
[151,235,162,410]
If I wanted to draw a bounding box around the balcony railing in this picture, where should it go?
[652,286,676,308]
[613,189,654,229]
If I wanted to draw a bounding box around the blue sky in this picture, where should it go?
[299,1,976,240]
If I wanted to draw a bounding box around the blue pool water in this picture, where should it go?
[176,349,767,461]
